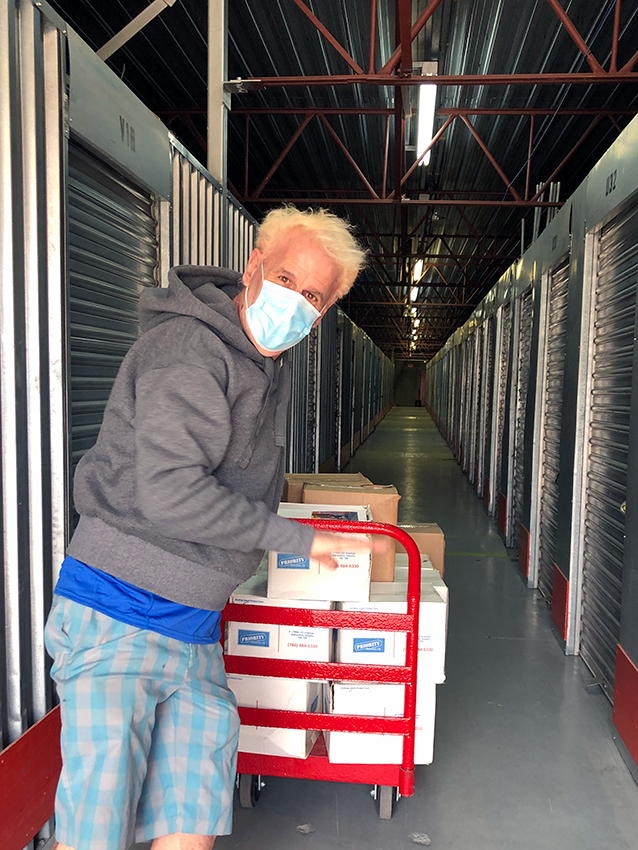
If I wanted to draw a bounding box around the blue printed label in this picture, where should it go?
[353,637,385,653]
[277,554,310,569]
[238,629,270,647]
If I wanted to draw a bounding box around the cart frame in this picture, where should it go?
[222,520,423,802]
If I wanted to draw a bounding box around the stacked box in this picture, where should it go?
[325,682,436,765]
[226,501,374,759]
[283,472,371,503]
[268,503,373,602]
[302,483,400,581]
[336,583,448,683]
[228,574,332,661]
[227,674,323,758]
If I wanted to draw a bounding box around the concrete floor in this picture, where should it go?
[140,407,638,850]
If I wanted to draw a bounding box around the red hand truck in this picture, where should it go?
[221,520,422,820]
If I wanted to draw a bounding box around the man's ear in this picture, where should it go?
[242,247,263,285]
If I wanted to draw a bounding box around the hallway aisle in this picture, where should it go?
[217,408,638,850]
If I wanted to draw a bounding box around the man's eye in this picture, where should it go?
[304,291,317,303]
[279,275,289,284]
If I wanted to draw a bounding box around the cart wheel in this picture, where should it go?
[377,785,395,820]
[238,774,262,808]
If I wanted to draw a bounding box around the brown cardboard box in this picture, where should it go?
[302,483,401,581]
[395,523,445,578]
[283,472,371,503]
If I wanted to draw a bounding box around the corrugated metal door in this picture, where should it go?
[67,143,159,505]
[470,325,483,486]
[580,202,638,698]
[538,258,570,601]
[495,302,512,512]
[511,289,533,550]
[482,317,495,502]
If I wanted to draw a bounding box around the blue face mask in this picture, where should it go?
[244,271,323,353]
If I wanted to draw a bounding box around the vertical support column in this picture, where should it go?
[208,0,228,266]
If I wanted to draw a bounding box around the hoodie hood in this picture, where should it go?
[140,265,263,363]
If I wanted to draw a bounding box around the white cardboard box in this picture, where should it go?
[383,554,449,603]
[227,674,323,759]
[228,574,332,661]
[336,584,448,683]
[325,682,436,765]
[268,503,372,602]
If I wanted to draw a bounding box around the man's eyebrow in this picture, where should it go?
[278,267,297,281]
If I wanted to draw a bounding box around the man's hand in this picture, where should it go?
[310,531,369,570]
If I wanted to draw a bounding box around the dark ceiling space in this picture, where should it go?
[47,0,638,360]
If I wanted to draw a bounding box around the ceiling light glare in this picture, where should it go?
[417,83,437,166]
[411,307,417,316]
[414,319,420,327]
[410,286,419,301]
[413,259,423,282]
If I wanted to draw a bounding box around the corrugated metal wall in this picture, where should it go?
[0,0,66,750]
[0,1,395,793]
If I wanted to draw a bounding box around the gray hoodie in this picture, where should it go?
[67,265,315,609]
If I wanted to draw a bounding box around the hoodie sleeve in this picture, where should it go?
[134,364,315,556]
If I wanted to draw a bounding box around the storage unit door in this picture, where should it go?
[68,143,159,519]
[495,302,512,504]
[482,316,495,504]
[538,258,570,601]
[580,202,638,699]
[510,289,533,550]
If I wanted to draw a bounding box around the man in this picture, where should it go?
[45,206,367,850]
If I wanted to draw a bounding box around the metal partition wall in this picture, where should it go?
[480,317,495,504]
[577,200,638,700]
[171,140,256,271]
[532,257,570,597]
[494,301,512,517]
[508,289,533,549]
[0,0,66,750]
[469,324,483,487]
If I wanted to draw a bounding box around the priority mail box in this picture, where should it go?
[337,585,448,682]
[302,484,401,582]
[283,472,371,503]
[268,504,372,602]
[227,674,323,759]
[395,523,445,577]
[228,574,332,661]
[325,682,436,765]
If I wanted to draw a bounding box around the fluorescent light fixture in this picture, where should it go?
[417,83,437,166]
[413,259,423,282]
[410,286,419,301]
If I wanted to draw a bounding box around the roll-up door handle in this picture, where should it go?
[620,500,627,516]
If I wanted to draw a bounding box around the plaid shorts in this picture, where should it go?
[44,594,240,850]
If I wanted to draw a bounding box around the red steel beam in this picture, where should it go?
[460,115,522,202]
[350,302,480,308]
[318,114,379,197]
[250,113,314,198]
[241,198,562,207]
[611,0,621,73]
[379,0,445,76]
[530,114,603,202]
[290,0,364,75]
[164,107,636,117]
[544,0,605,74]
[397,0,413,73]
[525,115,535,201]
[620,46,638,75]
[238,72,636,87]
[382,113,390,198]
[391,115,455,194]
[372,253,517,260]
[369,0,377,75]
